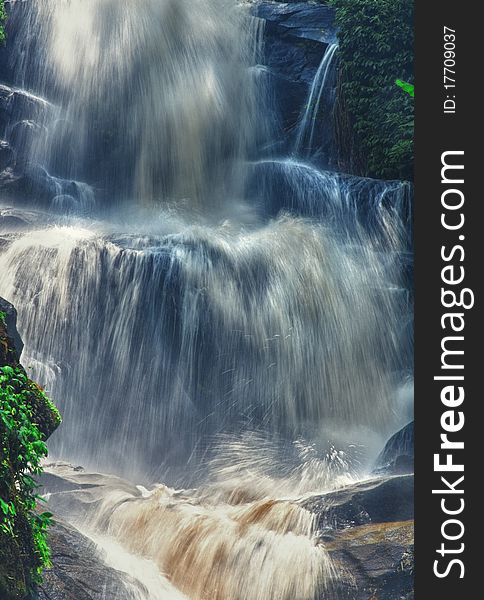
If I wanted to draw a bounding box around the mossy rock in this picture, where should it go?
[1,298,61,599]
[0,301,60,438]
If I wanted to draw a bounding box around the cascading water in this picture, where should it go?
[0,1,413,598]
[293,43,339,161]
[0,217,405,478]
[4,0,261,207]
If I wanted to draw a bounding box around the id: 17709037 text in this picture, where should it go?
[443,26,456,114]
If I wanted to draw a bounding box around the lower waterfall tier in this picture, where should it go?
[0,210,411,480]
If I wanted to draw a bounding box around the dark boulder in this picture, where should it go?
[302,475,414,531]
[0,163,95,214]
[0,163,60,204]
[257,30,328,85]
[0,213,29,232]
[9,119,46,166]
[247,159,413,237]
[375,421,414,475]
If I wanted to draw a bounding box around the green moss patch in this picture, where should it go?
[0,1,6,44]
[332,0,414,180]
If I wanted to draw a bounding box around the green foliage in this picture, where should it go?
[0,1,6,44]
[1,365,55,594]
[0,312,6,325]
[395,79,414,98]
[331,0,414,180]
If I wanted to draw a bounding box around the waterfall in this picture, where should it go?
[0,0,412,484]
[0,1,413,597]
[4,0,260,208]
[293,44,338,160]
[249,158,413,243]
[249,15,266,66]
[95,489,331,600]
[0,216,405,479]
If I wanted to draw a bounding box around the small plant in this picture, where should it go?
[0,312,6,325]
[1,365,56,585]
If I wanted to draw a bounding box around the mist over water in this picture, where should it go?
[0,0,412,484]
[0,216,406,480]
[7,0,262,207]
[0,1,413,597]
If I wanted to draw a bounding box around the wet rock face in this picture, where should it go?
[0,296,23,361]
[0,83,59,207]
[256,1,336,47]
[302,422,415,598]
[327,521,414,600]
[303,475,414,532]
[0,79,94,212]
[0,84,52,142]
[252,1,336,139]
[302,475,414,599]
[375,421,414,475]
[35,520,146,600]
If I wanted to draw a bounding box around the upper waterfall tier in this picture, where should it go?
[1,0,264,207]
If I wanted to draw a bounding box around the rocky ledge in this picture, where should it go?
[302,474,414,599]
[327,520,413,600]
[255,1,335,48]
[375,421,414,475]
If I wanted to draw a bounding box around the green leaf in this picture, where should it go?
[395,79,414,97]
[0,497,10,515]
